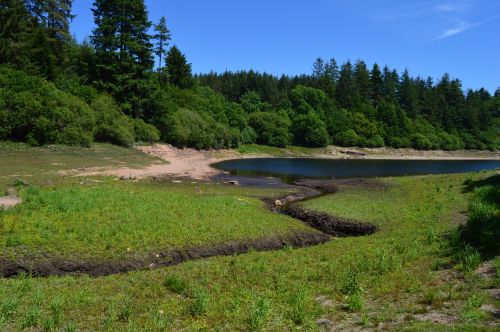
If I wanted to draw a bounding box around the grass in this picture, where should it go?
[0,143,499,330]
[0,142,165,188]
[1,180,309,260]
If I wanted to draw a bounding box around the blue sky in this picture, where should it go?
[71,0,500,92]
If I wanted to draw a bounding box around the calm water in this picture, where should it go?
[213,158,500,180]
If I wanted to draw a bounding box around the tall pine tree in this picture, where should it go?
[91,0,153,116]
[153,16,171,70]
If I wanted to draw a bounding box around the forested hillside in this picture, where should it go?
[1,0,499,150]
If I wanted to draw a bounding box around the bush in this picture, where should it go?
[91,95,135,147]
[248,111,291,147]
[132,118,160,143]
[0,66,95,146]
[461,185,500,255]
[165,108,236,149]
[411,133,433,150]
[335,129,359,147]
[292,112,329,147]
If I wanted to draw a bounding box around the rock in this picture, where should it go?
[340,150,367,157]
[316,295,334,307]
[481,304,500,319]
[316,318,334,329]
[227,180,239,185]
[5,187,17,197]
[274,199,283,207]
[119,176,128,181]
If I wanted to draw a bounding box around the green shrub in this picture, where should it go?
[335,129,359,147]
[248,111,291,148]
[461,185,500,255]
[91,95,135,147]
[0,66,95,146]
[132,118,160,143]
[411,133,433,150]
[292,112,329,147]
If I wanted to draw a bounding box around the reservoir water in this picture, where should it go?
[213,158,500,180]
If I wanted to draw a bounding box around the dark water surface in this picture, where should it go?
[213,158,500,180]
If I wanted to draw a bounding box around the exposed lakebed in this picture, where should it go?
[213,158,500,180]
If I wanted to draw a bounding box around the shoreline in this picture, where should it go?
[70,144,499,181]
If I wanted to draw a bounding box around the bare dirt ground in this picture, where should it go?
[65,144,499,181]
[71,144,244,180]
[323,146,500,160]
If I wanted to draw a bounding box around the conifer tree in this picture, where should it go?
[91,0,153,115]
[165,45,193,89]
[370,63,384,106]
[153,16,171,70]
[354,60,371,105]
[336,61,356,109]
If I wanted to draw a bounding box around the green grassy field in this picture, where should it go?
[1,180,310,261]
[0,144,498,331]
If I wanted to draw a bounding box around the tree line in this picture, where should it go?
[0,0,498,150]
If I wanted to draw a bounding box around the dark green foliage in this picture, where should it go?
[461,175,500,256]
[91,95,136,147]
[292,112,329,147]
[165,109,235,149]
[91,0,153,116]
[165,46,193,89]
[248,112,291,147]
[0,0,498,151]
[0,66,94,146]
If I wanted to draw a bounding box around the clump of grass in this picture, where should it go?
[341,269,362,296]
[117,300,132,322]
[63,321,76,332]
[0,298,19,324]
[152,310,169,330]
[163,275,188,295]
[462,294,488,322]
[286,286,319,326]
[189,288,210,317]
[20,307,41,330]
[248,297,270,330]
[421,288,445,308]
[50,298,63,327]
[494,257,500,286]
[345,292,364,312]
[456,245,482,273]
[460,184,500,255]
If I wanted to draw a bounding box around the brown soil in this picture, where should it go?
[265,179,378,237]
[0,231,330,278]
